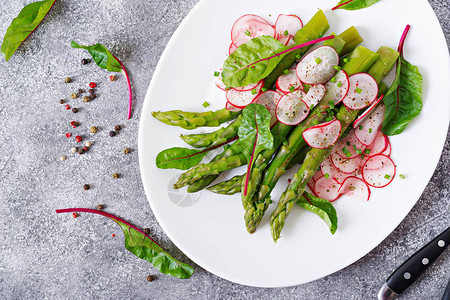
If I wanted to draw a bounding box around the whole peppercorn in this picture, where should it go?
[66,133,72,138]
[85,141,92,147]
[112,173,119,179]
[90,126,98,134]
[88,89,95,95]
[81,58,90,65]
[89,82,97,88]
[143,228,150,234]
[65,77,72,83]
[82,96,90,103]
[109,131,116,137]
[72,107,79,113]
[71,147,77,153]
[59,99,65,104]
[72,213,78,218]
[78,148,85,155]
[89,94,97,100]
[78,89,84,94]
[97,204,104,210]
[71,93,77,99]
[114,125,121,131]
[109,75,116,81]
[123,148,131,154]
[65,104,71,110]
[60,155,66,161]
[75,135,82,143]
[83,184,90,191]
[146,275,155,282]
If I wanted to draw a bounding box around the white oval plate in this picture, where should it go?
[139,0,450,287]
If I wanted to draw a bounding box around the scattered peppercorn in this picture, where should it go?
[123,148,130,154]
[143,228,150,234]
[78,148,85,155]
[85,141,92,147]
[146,275,155,282]
[89,82,97,88]
[88,89,95,95]
[82,96,90,103]
[109,75,116,81]
[109,131,116,137]
[97,204,104,210]
[89,94,96,100]
[59,99,65,104]
[78,89,84,94]
[90,126,98,134]
[72,212,78,218]
[65,104,71,110]
[71,93,77,99]
[114,125,121,131]
[83,184,90,191]
[112,173,119,179]
[72,107,79,113]
[65,77,72,83]
[60,156,66,161]
[66,133,72,138]
[81,58,90,65]
[83,146,88,151]
[71,147,77,153]
[75,135,82,143]
[70,121,79,127]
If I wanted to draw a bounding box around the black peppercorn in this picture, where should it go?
[114,125,121,131]
[109,131,116,137]
[81,58,90,65]
[78,148,85,155]
[88,89,95,95]
[59,99,65,104]
[143,228,150,234]
[90,94,96,100]
[72,108,79,113]
[146,275,155,282]
[78,88,84,94]
[97,204,104,210]
[83,184,90,191]
[65,77,72,83]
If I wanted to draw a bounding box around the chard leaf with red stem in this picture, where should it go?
[71,41,133,119]
[332,0,380,10]
[297,192,338,234]
[236,104,273,196]
[55,208,194,279]
[1,0,57,61]
[382,25,423,136]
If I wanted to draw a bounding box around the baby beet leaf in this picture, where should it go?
[1,0,57,61]
[55,208,194,279]
[237,104,273,195]
[297,193,338,234]
[71,41,133,119]
[332,0,380,10]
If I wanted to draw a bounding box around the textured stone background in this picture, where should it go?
[0,0,448,299]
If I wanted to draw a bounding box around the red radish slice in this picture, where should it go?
[366,131,388,156]
[226,83,262,108]
[233,80,262,92]
[320,155,352,184]
[229,43,237,55]
[275,90,309,125]
[353,95,384,129]
[381,141,391,156]
[342,73,378,110]
[314,176,342,202]
[226,101,242,112]
[276,34,291,46]
[302,119,341,149]
[296,46,339,84]
[276,69,303,93]
[275,14,303,37]
[231,14,275,47]
[334,131,366,159]
[338,176,371,201]
[322,70,349,105]
[355,103,386,146]
[303,84,326,108]
[331,151,360,174]
[362,154,396,188]
[253,91,282,126]
[215,76,228,91]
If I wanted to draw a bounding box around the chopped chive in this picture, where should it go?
[330,77,336,83]
[289,85,295,93]
[214,71,220,77]
[349,186,356,190]
[355,149,362,155]
[346,141,350,146]
[365,149,371,155]
[353,145,357,151]
[355,87,362,94]
[310,104,315,110]
[325,116,334,122]
[399,174,405,179]
[343,58,350,63]
[244,30,251,36]
[283,140,288,146]
[261,87,268,92]
[202,101,210,108]
[313,120,319,125]
[315,57,322,64]
[337,82,342,87]
[284,30,289,36]
[324,173,330,179]
[342,147,351,158]
[361,154,365,159]
[251,88,257,95]
[369,128,372,133]
[359,125,363,130]
[295,53,301,60]
[328,100,334,109]
[333,66,341,70]
[283,69,290,75]
[384,174,391,180]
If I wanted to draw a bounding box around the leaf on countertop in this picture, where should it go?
[297,192,338,234]
[332,0,380,11]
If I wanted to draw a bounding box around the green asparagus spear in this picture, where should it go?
[152,108,240,130]
[207,174,244,195]
[339,26,364,56]
[180,114,243,148]
[270,46,399,241]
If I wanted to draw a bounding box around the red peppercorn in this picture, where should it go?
[72,213,78,218]
[112,234,116,237]
[83,147,88,151]
[66,133,72,138]
[109,75,116,81]
[89,82,97,88]
[65,104,71,110]
[75,135,82,143]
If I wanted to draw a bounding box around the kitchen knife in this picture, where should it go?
[378,226,450,300]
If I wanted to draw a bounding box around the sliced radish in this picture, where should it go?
[226,82,262,108]
[226,101,242,112]
[303,84,326,108]
[338,176,371,201]
[296,46,339,84]
[334,131,366,159]
[275,90,309,125]
[331,151,360,174]
[275,14,303,37]
[231,14,275,47]
[365,131,388,156]
[322,70,349,105]
[314,176,342,202]
[353,95,384,129]
[381,141,391,156]
[233,80,261,92]
[362,154,396,188]
[342,73,378,110]
[253,90,282,126]
[276,69,303,93]
[302,119,341,149]
[355,103,386,146]
[229,43,237,55]
[276,34,291,46]
[320,156,352,184]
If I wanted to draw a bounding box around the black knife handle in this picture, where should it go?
[386,226,450,294]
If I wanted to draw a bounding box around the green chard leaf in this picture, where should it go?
[297,192,338,234]
[156,147,209,170]
[382,25,423,135]
[237,104,273,195]
[332,0,380,10]
[55,208,194,279]
[1,0,57,61]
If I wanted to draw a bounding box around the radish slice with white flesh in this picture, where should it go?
[355,103,386,146]
[365,131,388,156]
[275,14,303,37]
[307,171,323,195]
[334,131,366,159]
[226,101,242,112]
[381,141,391,156]
[233,80,262,92]
[276,69,303,93]
[338,176,371,201]
[302,119,341,149]
[276,34,291,46]
[253,91,282,126]
[229,43,237,55]
[342,73,378,110]
[331,151,360,174]
[323,70,349,105]
[362,154,396,188]
[314,176,342,202]
[296,46,339,84]
[226,81,262,108]
[303,84,326,108]
[231,14,275,47]
[275,90,309,125]
[353,95,384,129]
[320,155,352,184]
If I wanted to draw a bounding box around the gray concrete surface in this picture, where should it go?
[0,0,448,299]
